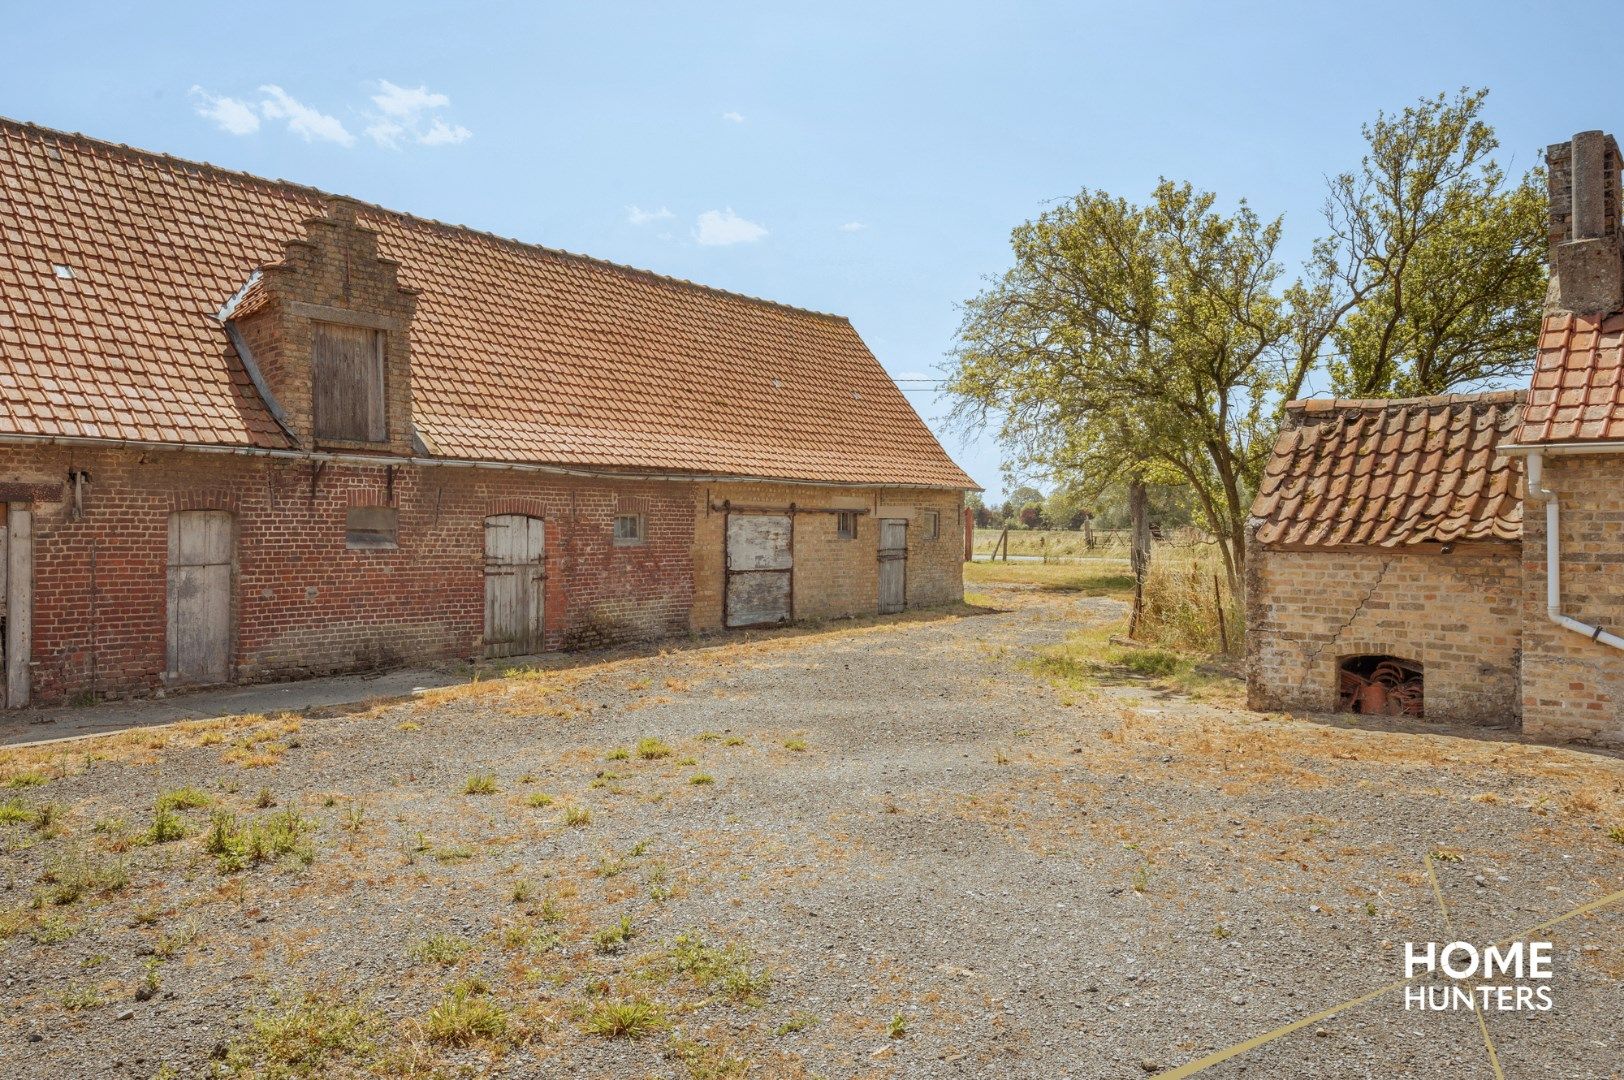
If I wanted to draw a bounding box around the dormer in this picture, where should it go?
[221,196,418,456]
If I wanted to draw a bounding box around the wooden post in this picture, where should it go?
[1127,480,1151,637]
[1213,573,1229,654]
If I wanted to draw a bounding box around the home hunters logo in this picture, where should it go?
[1403,940,1554,1011]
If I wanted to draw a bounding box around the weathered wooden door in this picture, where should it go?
[725,514,792,627]
[0,506,28,708]
[877,518,908,614]
[166,510,233,685]
[484,515,545,657]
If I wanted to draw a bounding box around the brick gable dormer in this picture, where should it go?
[224,196,418,456]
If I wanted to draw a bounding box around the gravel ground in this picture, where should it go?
[0,583,1620,1079]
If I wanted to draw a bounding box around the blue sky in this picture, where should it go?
[1,1,1610,498]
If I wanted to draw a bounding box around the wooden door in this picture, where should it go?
[877,518,908,614]
[725,514,792,627]
[312,322,385,442]
[485,515,545,657]
[0,506,27,708]
[167,510,233,685]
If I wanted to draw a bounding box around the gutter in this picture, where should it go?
[0,432,972,491]
[1517,448,1624,652]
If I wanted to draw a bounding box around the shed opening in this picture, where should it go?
[1337,655,1423,717]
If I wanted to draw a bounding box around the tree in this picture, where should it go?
[949,180,1291,590]
[948,88,1546,588]
[1301,88,1546,397]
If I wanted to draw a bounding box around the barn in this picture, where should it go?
[0,119,974,707]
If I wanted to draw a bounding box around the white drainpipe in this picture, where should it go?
[1525,449,1624,651]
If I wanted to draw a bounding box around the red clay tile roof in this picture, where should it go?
[1513,311,1624,445]
[1251,391,1524,548]
[0,119,974,488]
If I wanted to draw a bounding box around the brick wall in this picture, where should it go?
[1245,539,1523,724]
[691,484,964,631]
[1521,455,1624,744]
[0,445,694,704]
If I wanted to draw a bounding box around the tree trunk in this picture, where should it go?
[1127,479,1152,637]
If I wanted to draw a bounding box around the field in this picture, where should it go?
[0,564,1619,1078]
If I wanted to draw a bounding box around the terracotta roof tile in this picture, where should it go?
[1514,311,1624,444]
[1251,391,1524,548]
[0,120,973,488]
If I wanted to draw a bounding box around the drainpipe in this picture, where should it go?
[1525,450,1624,650]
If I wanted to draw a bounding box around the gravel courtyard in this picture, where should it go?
[1,578,1620,1079]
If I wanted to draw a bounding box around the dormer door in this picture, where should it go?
[312,322,386,443]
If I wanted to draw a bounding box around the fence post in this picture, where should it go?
[1213,573,1229,654]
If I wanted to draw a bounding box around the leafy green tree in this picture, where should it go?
[949,180,1290,588]
[1303,88,1546,397]
[948,88,1546,587]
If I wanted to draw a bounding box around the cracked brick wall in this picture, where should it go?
[1246,540,1523,723]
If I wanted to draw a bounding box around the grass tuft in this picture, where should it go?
[582,997,667,1039]
[462,774,498,796]
[223,990,379,1076]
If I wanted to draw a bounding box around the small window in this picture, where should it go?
[613,513,645,545]
[923,511,939,540]
[346,506,398,550]
[836,511,857,540]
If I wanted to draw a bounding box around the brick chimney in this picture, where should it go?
[1548,130,1624,313]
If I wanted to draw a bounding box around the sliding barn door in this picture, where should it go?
[725,514,793,627]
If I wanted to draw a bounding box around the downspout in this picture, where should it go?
[1525,450,1624,651]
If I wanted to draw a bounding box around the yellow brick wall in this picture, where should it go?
[691,484,964,631]
[1521,455,1624,745]
[1245,543,1523,724]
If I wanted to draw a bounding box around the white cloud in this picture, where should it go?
[190,86,260,135]
[365,118,407,148]
[694,208,768,246]
[364,80,471,148]
[372,80,450,118]
[721,110,745,123]
[838,221,866,232]
[419,117,472,146]
[259,85,355,146]
[627,205,675,226]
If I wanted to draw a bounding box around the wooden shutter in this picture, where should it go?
[312,323,385,442]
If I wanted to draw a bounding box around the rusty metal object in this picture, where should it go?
[1338,657,1423,717]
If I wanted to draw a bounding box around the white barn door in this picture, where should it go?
[725,514,792,627]
[484,515,545,657]
[167,510,233,685]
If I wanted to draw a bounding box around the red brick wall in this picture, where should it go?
[0,445,694,703]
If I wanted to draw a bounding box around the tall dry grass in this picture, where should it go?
[1134,545,1242,657]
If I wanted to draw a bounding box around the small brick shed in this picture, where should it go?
[0,119,975,707]
[1246,128,1624,746]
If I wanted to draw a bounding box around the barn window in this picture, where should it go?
[1337,655,1423,717]
[312,322,386,443]
[345,506,398,550]
[836,511,857,539]
[922,511,939,540]
[613,513,645,546]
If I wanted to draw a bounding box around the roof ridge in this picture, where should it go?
[0,115,851,325]
[1285,389,1527,413]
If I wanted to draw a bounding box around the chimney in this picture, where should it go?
[1548,130,1624,313]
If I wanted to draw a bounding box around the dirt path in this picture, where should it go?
[1,584,1620,1078]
